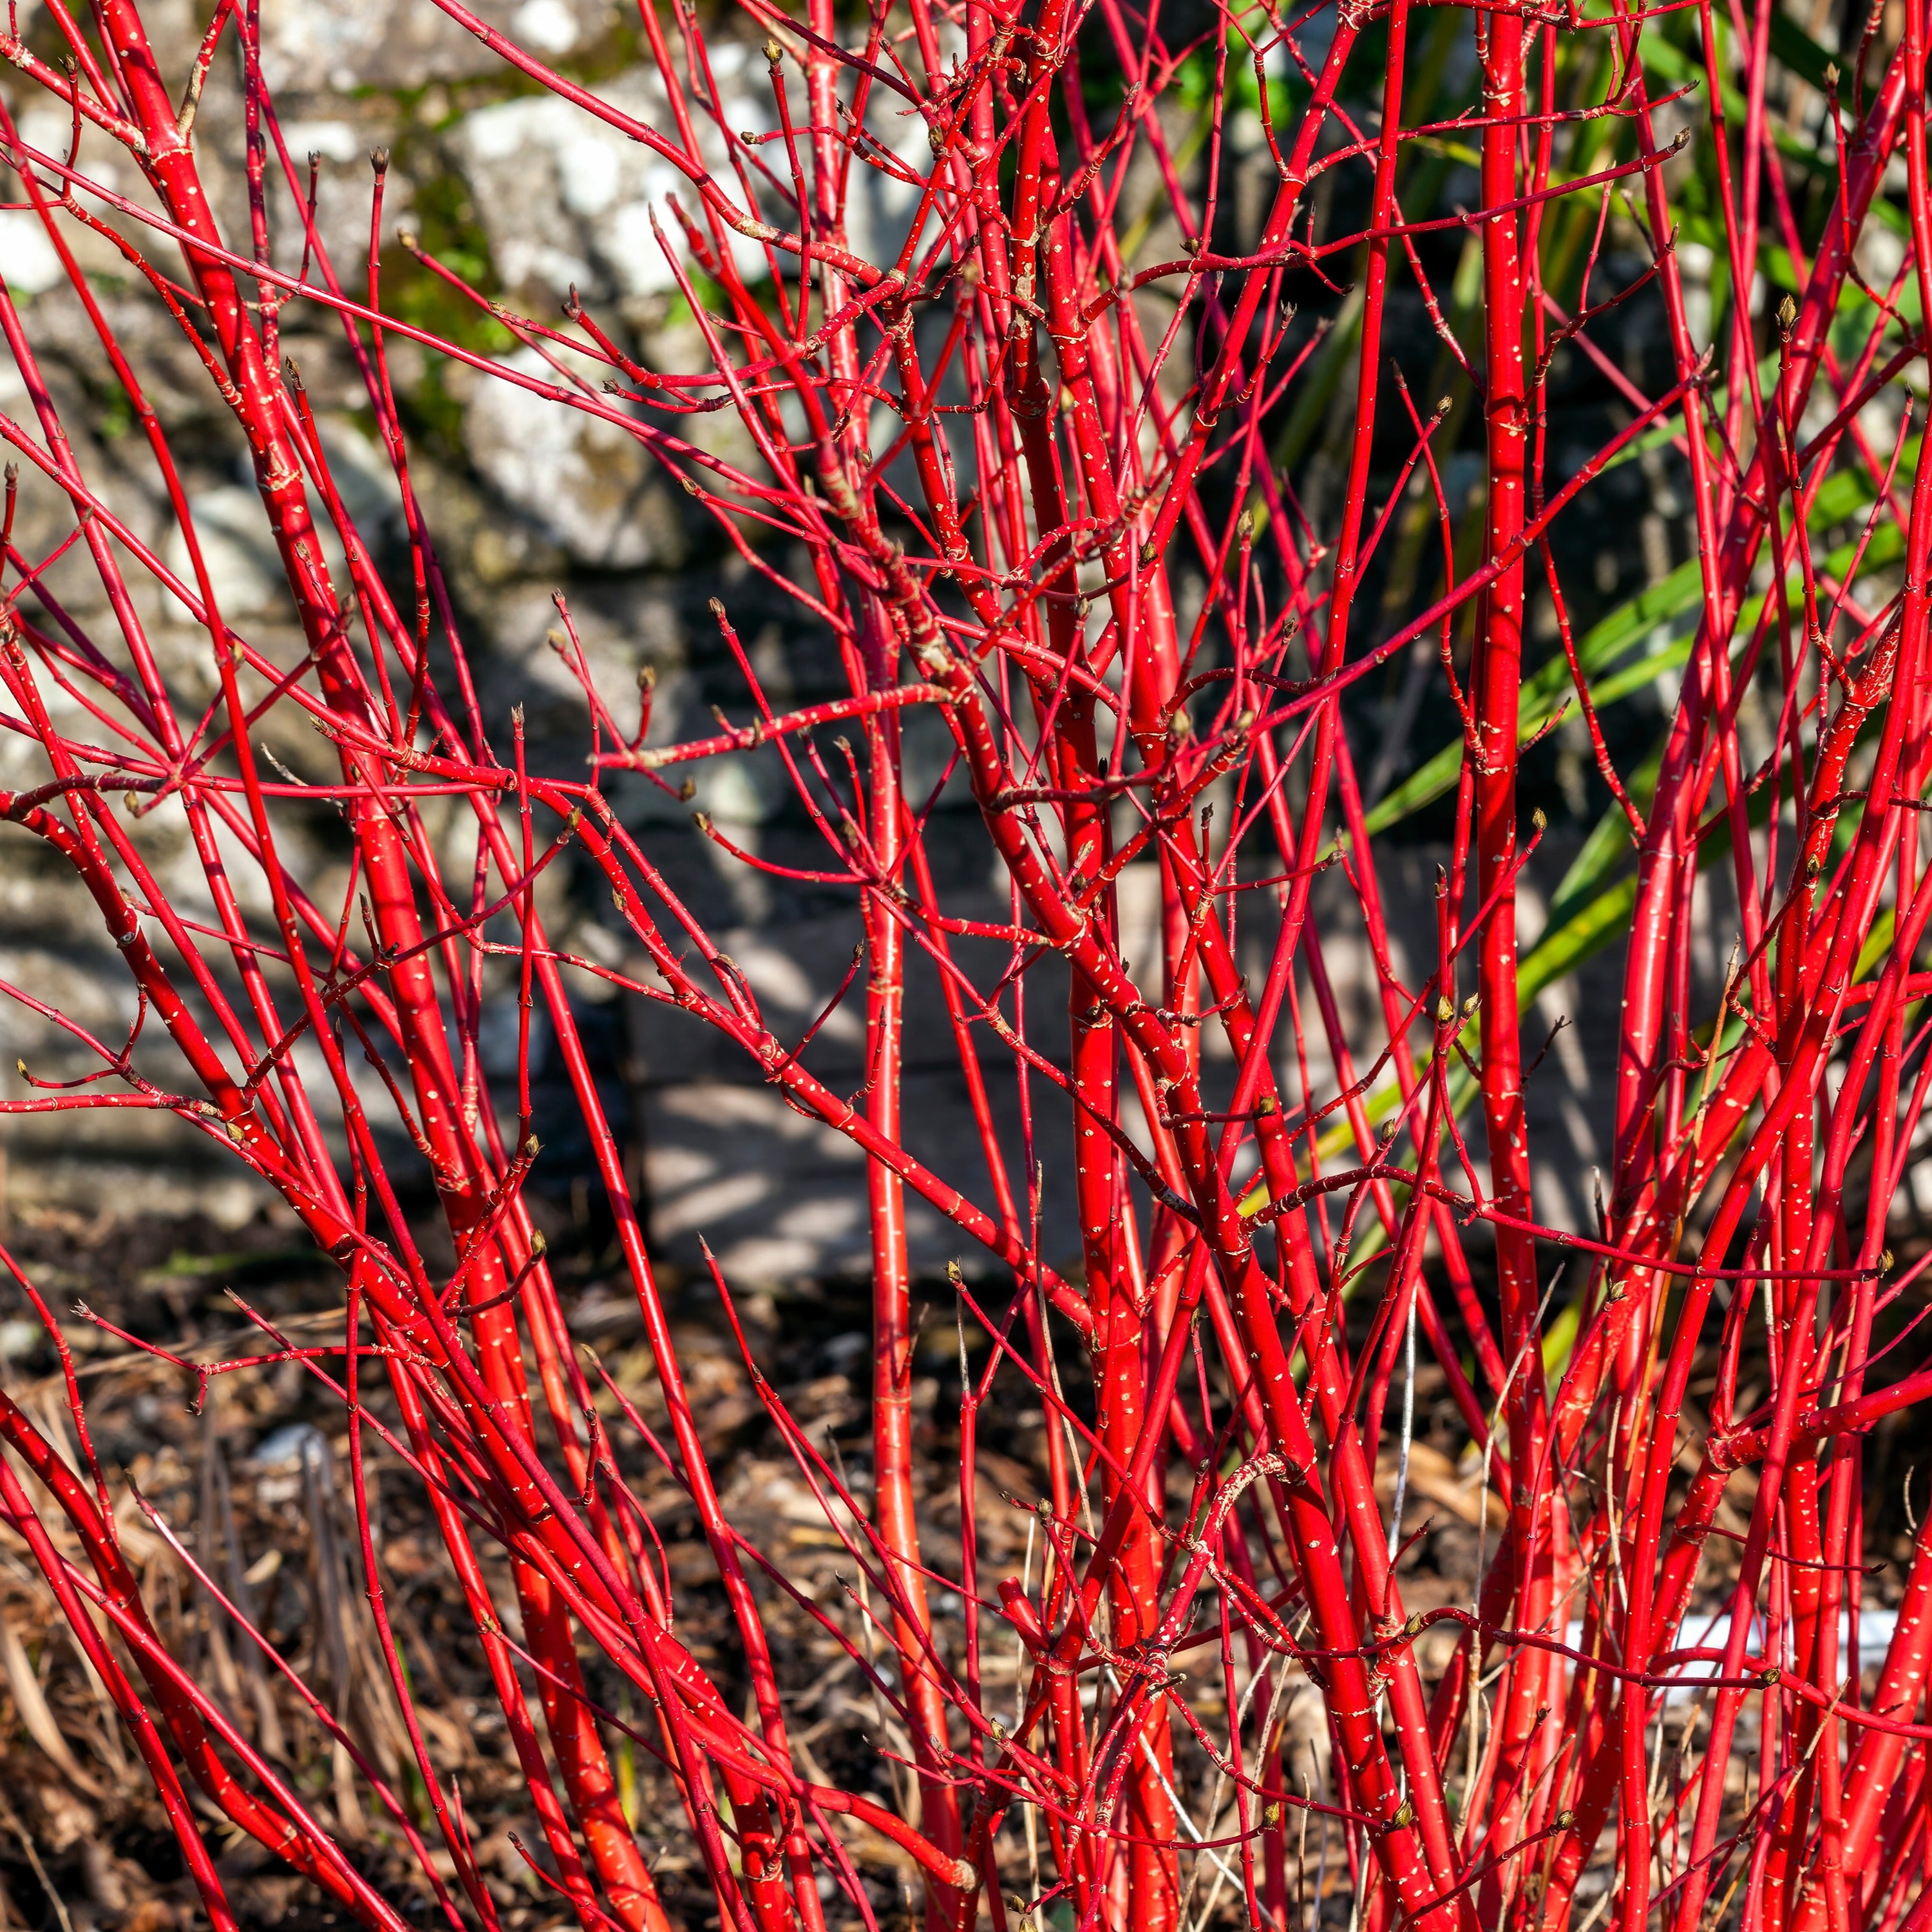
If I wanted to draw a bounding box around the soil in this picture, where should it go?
[1,1202,1925,1932]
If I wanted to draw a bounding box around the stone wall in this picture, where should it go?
[0,0,1833,1287]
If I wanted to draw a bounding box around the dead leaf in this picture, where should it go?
[1376,1442,1507,1531]
[0,1598,101,1794]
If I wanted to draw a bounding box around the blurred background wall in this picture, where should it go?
[0,0,1834,1294]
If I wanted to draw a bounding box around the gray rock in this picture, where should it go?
[156,421,402,620]
[259,0,617,97]
[0,211,65,298]
[450,70,757,305]
[159,484,292,618]
[447,45,933,306]
[462,348,687,569]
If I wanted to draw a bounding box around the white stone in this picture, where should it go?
[448,46,932,303]
[257,0,610,95]
[513,0,582,53]
[160,484,292,620]
[279,120,366,166]
[463,346,681,567]
[156,424,397,623]
[0,212,64,298]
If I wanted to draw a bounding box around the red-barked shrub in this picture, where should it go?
[0,0,1930,1928]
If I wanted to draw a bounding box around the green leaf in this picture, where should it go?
[1363,567,1696,837]
[1367,442,1917,841]
[1768,6,1841,95]
[1854,906,1897,983]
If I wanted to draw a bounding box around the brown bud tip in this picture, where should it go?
[524,1135,541,1158]
[1824,60,1839,86]
[678,779,696,800]
[708,596,725,617]
[764,36,782,62]
[1777,293,1798,332]
[530,1229,546,1254]
[370,147,390,172]
[1557,1808,1575,1830]
[637,662,657,690]
[510,703,526,727]
[1531,806,1547,832]
[397,227,419,252]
